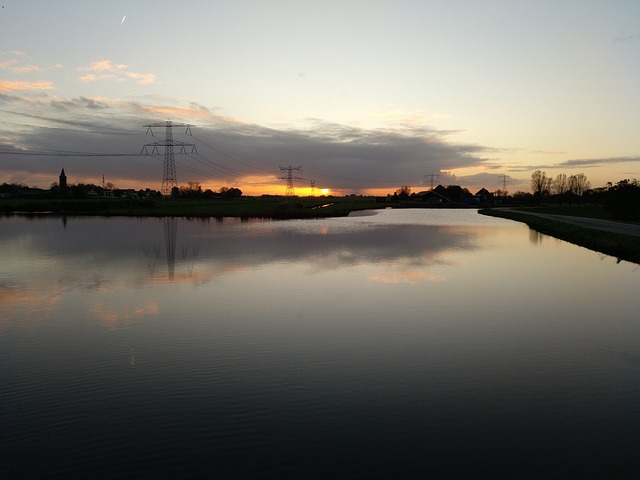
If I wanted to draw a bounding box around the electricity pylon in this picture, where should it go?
[425,173,440,190]
[279,166,304,196]
[498,174,511,194]
[142,121,197,196]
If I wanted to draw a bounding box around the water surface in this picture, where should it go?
[1,209,639,478]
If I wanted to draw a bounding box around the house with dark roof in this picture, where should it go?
[414,190,449,204]
[474,188,494,204]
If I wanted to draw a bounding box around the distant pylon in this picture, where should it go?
[142,121,197,196]
[279,166,304,196]
[310,179,316,196]
[498,174,511,194]
[425,173,440,190]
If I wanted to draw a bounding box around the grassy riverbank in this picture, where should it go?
[0,196,386,219]
[479,206,640,264]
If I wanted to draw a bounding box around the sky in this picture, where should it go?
[1,0,639,196]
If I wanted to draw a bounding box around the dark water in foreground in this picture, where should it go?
[1,209,639,478]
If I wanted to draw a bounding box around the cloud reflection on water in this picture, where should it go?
[88,301,159,330]
[0,212,504,330]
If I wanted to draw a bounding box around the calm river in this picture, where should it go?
[1,209,639,478]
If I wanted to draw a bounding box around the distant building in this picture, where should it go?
[474,188,494,204]
[414,190,449,204]
[59,168,68,193]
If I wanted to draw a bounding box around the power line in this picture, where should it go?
[186,152,245,177]
[175,157,218,180]
[0,149,146,157]
[190,133,273,175]
[183,153,242,180]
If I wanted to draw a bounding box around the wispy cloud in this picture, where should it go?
[614,33,640,43]
[0,51,64,74]
[77,59,156,85]
[50,96,110,111]
[0,60,41,74]
[558,156,640,167]
[123,101,222,121]
[504,157,640,178]
[531,149,567,155]
[371,109,457,128]
[124,72,156,85]
[0,80,55,92]
[369,271,447,284]
[79,59,128,73]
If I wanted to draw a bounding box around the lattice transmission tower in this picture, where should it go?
[424,173,440,190]
[279,166,304,196]
[142,121,197,196]
[498,174,511,194]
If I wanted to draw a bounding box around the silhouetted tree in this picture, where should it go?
[180,182,202,199]
[603,178,640,220]
[395,186,411,200]
[530,170,551,205]
[512,191,534,204]
[553,173,569,206]
[218,186,242,198]
[69,183,94,198]
[568,173,590,205]
[1,183,26,196]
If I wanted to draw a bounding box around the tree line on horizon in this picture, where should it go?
[2,174,639,220]
[390,172,640,221]
[528,170,640,220]
[530,170,591,206]
[0,180,243,200]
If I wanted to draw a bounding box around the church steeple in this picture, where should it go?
[59,168,67,192]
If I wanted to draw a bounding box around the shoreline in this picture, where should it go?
[0,196,479,219]
[0,197,386,219]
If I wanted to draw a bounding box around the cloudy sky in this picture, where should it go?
[1,1,639,196]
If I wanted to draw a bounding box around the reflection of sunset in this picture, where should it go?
[0,285,63,335]
[368,271,446,285]
[89,301,159,330]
